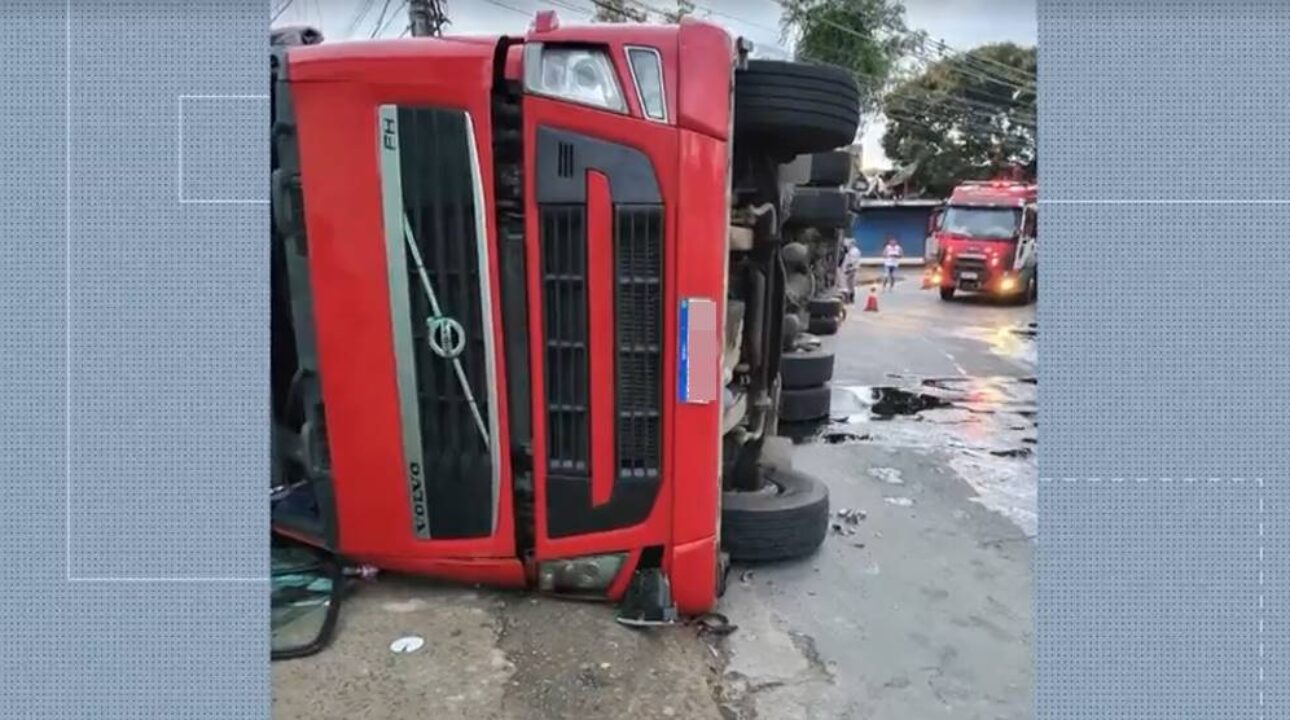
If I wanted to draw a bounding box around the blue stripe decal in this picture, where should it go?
[677,298,690,403]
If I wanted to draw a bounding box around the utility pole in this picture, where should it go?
[408,0,448,37]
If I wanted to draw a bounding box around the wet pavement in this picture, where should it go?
[715,274,1036,719]
[274,272,1036,719]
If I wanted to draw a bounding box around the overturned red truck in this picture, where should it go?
[270,13,860,622]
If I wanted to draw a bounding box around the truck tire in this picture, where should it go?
[787,188,851,229]
[722,466,830,562]
[807,296,844,319]
[779,384,831,422]
[806,150,852,187]
[734,60,861,159]
[939,287,956,301]
[808,314,839,336]
[781,348,834,389]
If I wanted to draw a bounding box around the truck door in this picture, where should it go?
[1016,204,1038,274]
[926,205,944,260]
[284,39,522,582]
[517,37,683,567]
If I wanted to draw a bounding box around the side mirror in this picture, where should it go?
[271,537,342,661]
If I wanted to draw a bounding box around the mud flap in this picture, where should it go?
[615,568,680,627]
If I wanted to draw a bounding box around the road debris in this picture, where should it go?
[867,467,905,485]
[832,508,866,536]
[389,635,426,654]
[836,508,867,523]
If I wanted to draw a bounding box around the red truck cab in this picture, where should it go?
[931,179,1037,303]
[269,12,858,627]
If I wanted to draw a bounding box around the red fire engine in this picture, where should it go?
[931,179,1038,303]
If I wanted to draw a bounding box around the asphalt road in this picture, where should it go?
[273,270,1037,720]
[719,273,1037,719]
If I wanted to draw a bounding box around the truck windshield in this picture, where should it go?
[941,206,1020,239]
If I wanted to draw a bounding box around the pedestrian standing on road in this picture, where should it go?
[881,236,903,291]
[842,242,862,304]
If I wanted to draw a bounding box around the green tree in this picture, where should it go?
[881,42,1036,196]
[779,0,922,117]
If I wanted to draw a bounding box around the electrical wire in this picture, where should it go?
[923,35,1034,86]
[344,0,380,38]
[369,0,395,38]
[766,0,1034,91]
[374,0,409,38]
[544,0,597,18]
[886,88,1034,127]
[478,0,539,17]
[904,41,1034,94]
[271,0,295,23]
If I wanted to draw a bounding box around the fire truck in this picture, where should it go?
[269,13,860,628]
[930,179,1037,303]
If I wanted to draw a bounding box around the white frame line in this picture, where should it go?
[177,94,270,205]
[1258,476,1265,719]
[65,1,265,581]
[1040,199,1290,205]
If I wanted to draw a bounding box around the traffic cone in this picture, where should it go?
[863,286,879,312]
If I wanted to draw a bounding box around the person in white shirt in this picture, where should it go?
[841,242,862,304]
[881,236,902,291]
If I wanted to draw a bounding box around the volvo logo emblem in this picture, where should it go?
[426,316,466,359]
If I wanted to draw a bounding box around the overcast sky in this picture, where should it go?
[274,0,1036,168]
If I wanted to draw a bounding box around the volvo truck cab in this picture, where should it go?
[269,12,860,628]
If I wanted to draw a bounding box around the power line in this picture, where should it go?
[381,1,410,36]
[544,0,597,18]
[271,0,295,23]
[910,35,1035,90]
[344,0,380,38]
[369,0,395,38]
[767,0,1034,91]
[627,0,782,38]
[907,45,1034,93]
[478,0,538,18]
[788,44,1034,129]
[373,0,408,37]
[887,87,1034,126]
[922,36,1034,86]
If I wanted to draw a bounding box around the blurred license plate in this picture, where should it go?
[959,271,978,280]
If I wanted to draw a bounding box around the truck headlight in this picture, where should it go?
[537,553,627,595]
[524,45,627,113]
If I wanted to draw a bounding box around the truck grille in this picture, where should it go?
[541,205,590,478]
[533,126,666,538]
[383,105,494,539]
[953,255,988,279]
[539,203,663,537]
[614,207,663,481]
